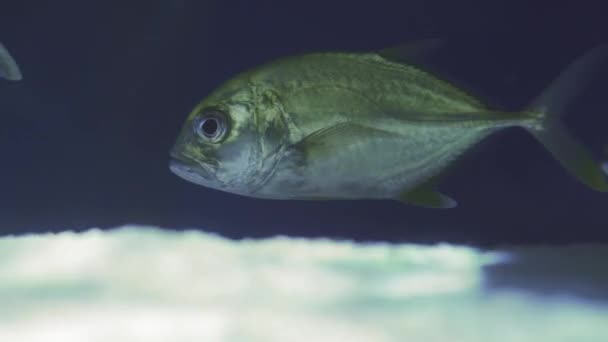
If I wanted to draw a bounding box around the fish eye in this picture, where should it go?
[195,110,228,143]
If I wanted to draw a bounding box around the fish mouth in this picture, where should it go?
[169,152,214,183]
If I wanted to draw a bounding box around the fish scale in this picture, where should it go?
[268,54,482,115]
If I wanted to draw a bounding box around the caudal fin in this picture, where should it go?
[526,45,608,192]
[0,42,22,81]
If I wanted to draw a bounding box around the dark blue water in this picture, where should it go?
[1,0,607,244]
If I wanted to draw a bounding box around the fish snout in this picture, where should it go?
[169,157,214,185]
[169,145,215,186]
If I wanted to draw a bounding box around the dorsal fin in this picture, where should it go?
[377,39,444,67]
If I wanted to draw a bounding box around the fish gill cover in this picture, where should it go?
[0,226,607,342]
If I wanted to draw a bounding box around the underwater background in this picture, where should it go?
[2,1,608,341]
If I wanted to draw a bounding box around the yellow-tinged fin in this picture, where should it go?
[378,39,490,111]
[0,42,22,81]
[398,179,457,209]
[377,39,444,66]
[525,44,608,192]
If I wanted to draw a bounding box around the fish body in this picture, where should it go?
[170,44,608,208]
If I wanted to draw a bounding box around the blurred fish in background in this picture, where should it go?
[602,145,608,176]
[0,42,21,81]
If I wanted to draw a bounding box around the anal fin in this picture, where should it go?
[398,180,457,209]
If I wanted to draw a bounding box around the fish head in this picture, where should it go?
[170,80,289,196]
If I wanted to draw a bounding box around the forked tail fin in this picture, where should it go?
[525,45,608,192]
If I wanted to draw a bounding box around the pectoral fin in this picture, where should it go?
[295,121,404,161]
[398,180,457,209]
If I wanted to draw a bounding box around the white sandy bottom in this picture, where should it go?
[0,226,607,342]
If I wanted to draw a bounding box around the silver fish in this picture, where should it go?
[170,42,608,208]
